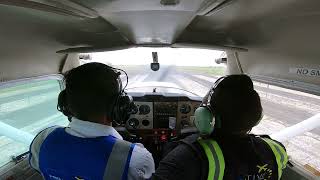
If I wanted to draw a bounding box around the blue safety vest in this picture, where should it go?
[37,127,135,180]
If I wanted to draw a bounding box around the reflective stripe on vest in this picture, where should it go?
[262,138,288,180]
[198,139,225,180]
[104,140,135,180]
[37,127,135,180]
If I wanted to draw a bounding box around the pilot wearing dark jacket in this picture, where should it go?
[153,74,288,180]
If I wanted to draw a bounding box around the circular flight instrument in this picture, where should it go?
[179,104,191,114]
[128,118,139,128]
[131,104,138,114]
[142,119,150,126]
[139,105,150,115]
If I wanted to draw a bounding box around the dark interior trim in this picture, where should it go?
[0,0,99,18]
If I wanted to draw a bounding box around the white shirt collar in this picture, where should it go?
[66,117,123,139]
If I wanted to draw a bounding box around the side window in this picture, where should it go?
[251,82,320,173]
[0,79,69,167]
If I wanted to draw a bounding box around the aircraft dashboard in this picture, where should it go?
[117,93,202,165]
[126,94,201,131]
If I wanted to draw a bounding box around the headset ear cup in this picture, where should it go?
[57,90,65,113]
[112,95,120,123]
[194,107,215,135]
[113,93,134,124]
[57,90,72,119]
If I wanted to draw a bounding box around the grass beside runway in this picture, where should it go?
[114,65,226,77]
[176,66,225,76]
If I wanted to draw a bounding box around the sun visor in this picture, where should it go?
[226,50,320,96]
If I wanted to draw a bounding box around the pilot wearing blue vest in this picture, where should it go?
[153,75,288,180]
[29,62,155,180]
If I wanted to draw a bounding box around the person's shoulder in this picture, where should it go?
[32,126,61,145]
[153,138,204,180]
[30,126,62,152]
[161,135,204,167]
[181,133,201,144]
[251,134,287,151]
[161,134,204,162]
[131,143,154,163]
[129,143,155,179]
[29,126,62,171]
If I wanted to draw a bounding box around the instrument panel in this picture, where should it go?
[126,95,201,131]
[123,94,202,166]
[126,102,153,129]
[177,101,201,129]
[154,102,178,128]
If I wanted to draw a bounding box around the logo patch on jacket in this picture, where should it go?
[238,164,273,180]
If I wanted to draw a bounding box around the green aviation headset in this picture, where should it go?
[194,76,226,135]
[194,75,264,135]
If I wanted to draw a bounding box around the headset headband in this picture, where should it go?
[104,65,134,125]
[104,65,125,94]
[205,76,226,112]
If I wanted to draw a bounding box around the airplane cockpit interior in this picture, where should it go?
[0,0,320,179]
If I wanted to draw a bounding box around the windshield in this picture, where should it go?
[81,48,320,172]
[82,48,226,97]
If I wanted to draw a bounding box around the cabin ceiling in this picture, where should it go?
[0,0,320,94]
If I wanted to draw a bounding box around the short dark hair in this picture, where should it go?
[210,75,262,134]
[64,62,121,121]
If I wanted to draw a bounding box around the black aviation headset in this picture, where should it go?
[57,64,135,125]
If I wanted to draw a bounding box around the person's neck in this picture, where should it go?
[77,116,112,126]
[95,118,112,126]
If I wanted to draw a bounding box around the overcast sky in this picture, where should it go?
[90,47,224,67]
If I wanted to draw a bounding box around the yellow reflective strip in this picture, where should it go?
[263,138,283,180]
[199,140,216,180]
[270,140,288,167]
[209,140,225,180]
[205,141,221,180]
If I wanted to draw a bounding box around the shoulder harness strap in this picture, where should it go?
[261,138,288,180]
[179,134,210,180]
[103,140,135,180]
[198,138,225,180]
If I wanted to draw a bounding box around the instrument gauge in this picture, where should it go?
[132,105,138,114]
[142,119,150,126]
[180,104,191,114]
[128,118,139,129]
[139,105,151,115]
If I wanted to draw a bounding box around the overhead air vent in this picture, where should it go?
[0,0,99,18]
[197,0,236,16]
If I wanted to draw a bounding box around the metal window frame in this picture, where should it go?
[0,74,64,90]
